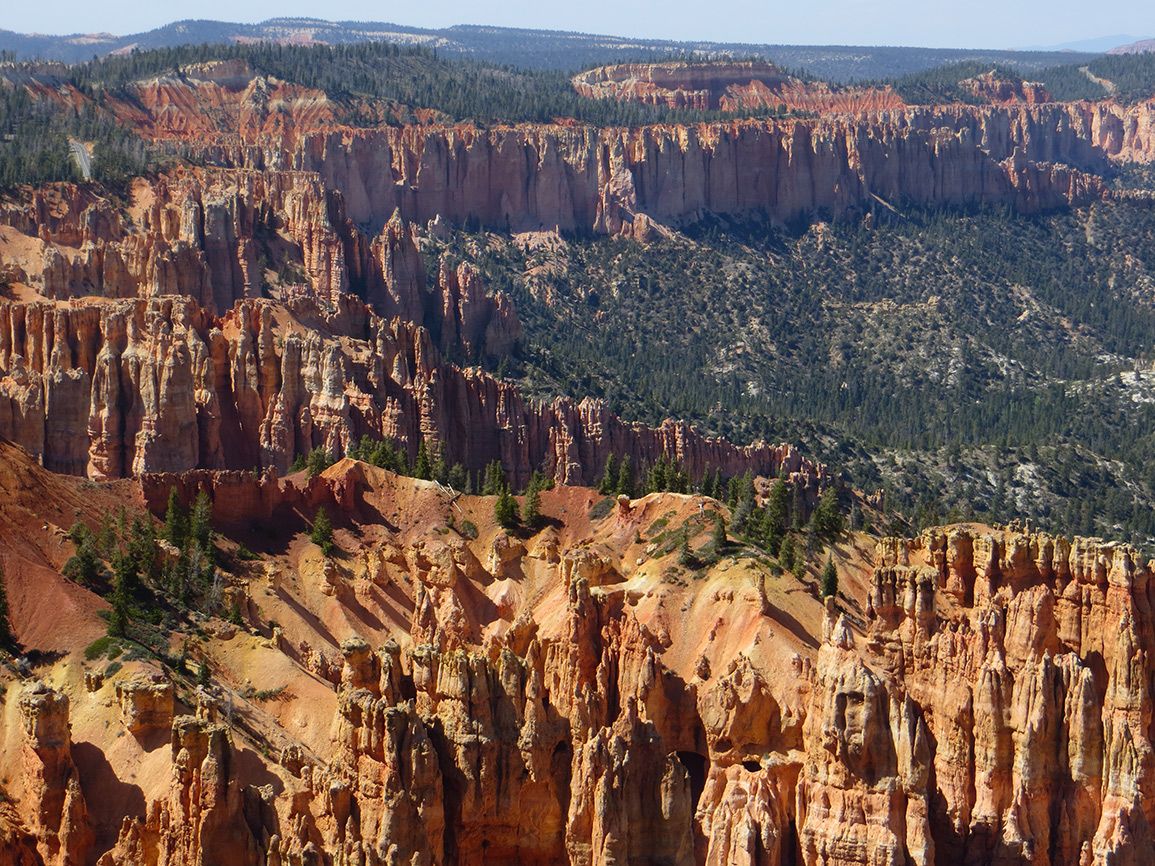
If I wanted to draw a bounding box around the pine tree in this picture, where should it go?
[494,488,520,529]
[523,482,542,529]
[127,517,158,582]
[414,439,432,480]
[813,487,844,541]
[306,447,332,478]
[431,455,448,484]
[793,553,807,581]
[616,455,634,498]
[97,512,118,557]
[107,569,131,638]
[63,524,103,586]
[732,495,753,536]
[482,460,506,496]
[678,530,695,567]
[164,489,188,549]
[311,507,335,556]
[779,535,795,571]
[597,454,618,495]
[111,547,139,597]
[765,480,789,545]
[712,513,727,549]
[189,490,212,554]
[821,557,839,598]
[448,463,468,492]
[791,483,807,530]
[0,563,15,650]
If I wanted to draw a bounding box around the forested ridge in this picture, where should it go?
[3,40,1155,545]
[433,200,1155,545]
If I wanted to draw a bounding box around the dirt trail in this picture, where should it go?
[1080,66,1118,96]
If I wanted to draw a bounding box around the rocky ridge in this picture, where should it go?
[2,446,1153,865]
[0,293,820,488]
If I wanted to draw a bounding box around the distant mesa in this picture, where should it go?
[958,70,1050,105]
[571,60,906,114]
[1109,38,1155,55]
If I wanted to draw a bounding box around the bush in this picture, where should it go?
[589,497,615,520]
[84,635,121,661]
[253,685,287,701]
[458,519,479,540]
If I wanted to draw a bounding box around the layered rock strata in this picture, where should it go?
[0,294,821,488]
[89,520,1155,866]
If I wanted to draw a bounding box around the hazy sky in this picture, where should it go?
[5,0,1154,49]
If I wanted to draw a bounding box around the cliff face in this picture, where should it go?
[2,431,1154,865]
[0,294,821,488]
[854,529,1155,866]
[283,112,1118,234]
[69,473,1155,866]
[572,61,907,114]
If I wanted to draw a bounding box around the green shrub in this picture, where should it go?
[589,498,615,520]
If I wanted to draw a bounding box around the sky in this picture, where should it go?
[4,0,1154,50]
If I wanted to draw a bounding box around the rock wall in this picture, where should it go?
[0,294,822,489]
[285,111,1117,234]
[87,523,1155,866]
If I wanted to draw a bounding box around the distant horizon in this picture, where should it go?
[2,4,1153,53]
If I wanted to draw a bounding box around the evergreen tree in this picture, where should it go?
[311,507,335,556]
[0,564,15,650]
[164,490,188,549]
[732,495,753,536]
[63,524,103,586]
[189,490,213,554]
[98,512,118,558]
[764,480,789,547]
[712,513,727,549]
[793,553,807,581]
[647,456,670,494]
[494,488,520,529]
[821,557,839,598]
[482,460,506,496]
[107,569,131,638]
[523,481,542,529]
[598,454,618,495]
[111,547,139,597]
[791,484,807,531]
[414,439,432,480]
[849,501,864,531]
[306,447,332,478]
[127,517,158,582]
[448,463,468,492]
[710,469,723,500]
[812,487,844,541]
[616,455,634,498]
[678,530,695,567]
[779,535,796,571]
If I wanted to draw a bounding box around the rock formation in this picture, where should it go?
[0,294,823,489]
[572,61,907,114]
[16,682,92,866]
[3,429,1155,865]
